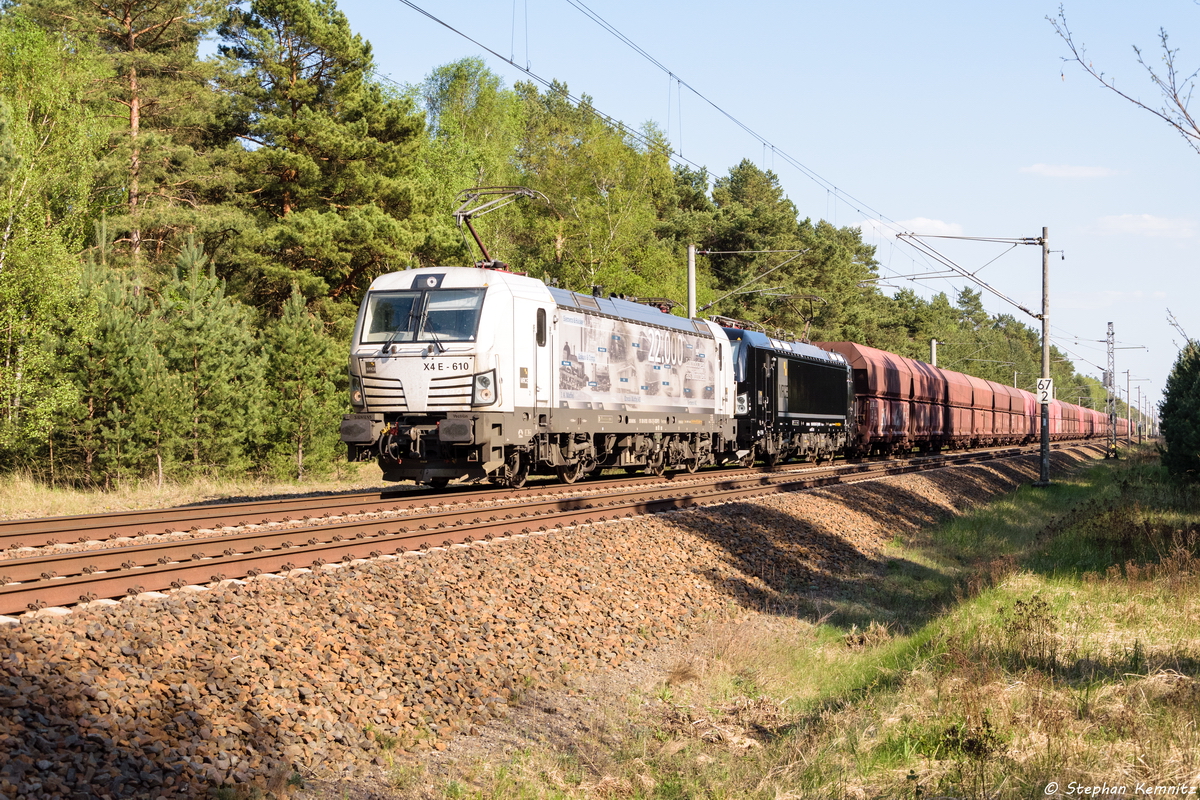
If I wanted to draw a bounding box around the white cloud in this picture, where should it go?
[1020,163,1118,178]
[1096,214,1196,239]
[855,217,963,237]
[895,217,965,236]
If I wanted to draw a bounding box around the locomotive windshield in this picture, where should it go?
[360,288,486,344]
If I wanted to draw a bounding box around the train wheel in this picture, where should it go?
[505,450,529,489]
[556,462,585,484]
[739,451,756,468]
[428,477,450,490]
[646,450,666,477]
[764,451,779,468]
[684,457,701,473]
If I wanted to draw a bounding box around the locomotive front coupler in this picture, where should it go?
[381,424,428,461]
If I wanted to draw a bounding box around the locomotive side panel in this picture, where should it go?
[552,306,720,416]
[535,291,737,478]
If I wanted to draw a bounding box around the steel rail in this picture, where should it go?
[0,449,990,557]
[0,467,779,549]
[0,458,900,585]
[0,489,403,545]
[2,456,910,550]
[0,444,1099,616]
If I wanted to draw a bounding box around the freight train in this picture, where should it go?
[339,265,1120,488]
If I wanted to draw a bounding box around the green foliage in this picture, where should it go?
[0,0,1115,483]
[509,81,680,299]
[262,286,346,479]
[19,0,230,269]
[59,241,269,485]
[52,241,352,486]
[1159,339,1200,478]
[63,264,185,486]
[413,58,523,266]
[0,15,104,468]
[704,159,805,317]
[697,160,884,340]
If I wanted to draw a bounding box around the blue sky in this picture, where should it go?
[335,0,1199,412]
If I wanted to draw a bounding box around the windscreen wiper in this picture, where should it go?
[381,303,421,354]
[418,304,447,354]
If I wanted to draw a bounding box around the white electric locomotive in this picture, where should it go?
[339,266,740,488]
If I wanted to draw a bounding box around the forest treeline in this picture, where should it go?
[0,0,1112,486]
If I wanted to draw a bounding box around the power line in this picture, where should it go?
[895,233,1043,320]
[389,0,1117,344]
[557,0,912,241]
[394,0,927,270]
[389,0,957,288]
[391,0,706,174]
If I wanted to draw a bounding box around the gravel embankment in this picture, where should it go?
[0,449,1100,799]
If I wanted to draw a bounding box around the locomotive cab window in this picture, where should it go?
[536,308,547,346]
[360,288,486,345]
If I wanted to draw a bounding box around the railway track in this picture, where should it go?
[0,468,761,550]
[0,443,1098,617]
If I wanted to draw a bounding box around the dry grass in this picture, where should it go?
[0,463,392,520]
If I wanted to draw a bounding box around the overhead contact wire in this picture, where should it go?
[556,0,936,282]
[392,0,707,173]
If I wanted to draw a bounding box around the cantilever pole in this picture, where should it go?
[1036,227,1051,487]
[687,244,697,318]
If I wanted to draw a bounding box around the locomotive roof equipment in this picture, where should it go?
[452,186,547,269]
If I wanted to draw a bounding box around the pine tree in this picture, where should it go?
[58,257,187,487]
[132,331,185,487]
[216,0,427,318]
[262,286,345,479]
[159,238,264,475]
[19,0,230,268]
[1159,339,1200,478]
[703,160,884,338]
[703,160,806,323]
[91,277,153,486]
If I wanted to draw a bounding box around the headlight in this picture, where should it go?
[736,392,749,415]
[350,375,364,406]
[472,370,497,406]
